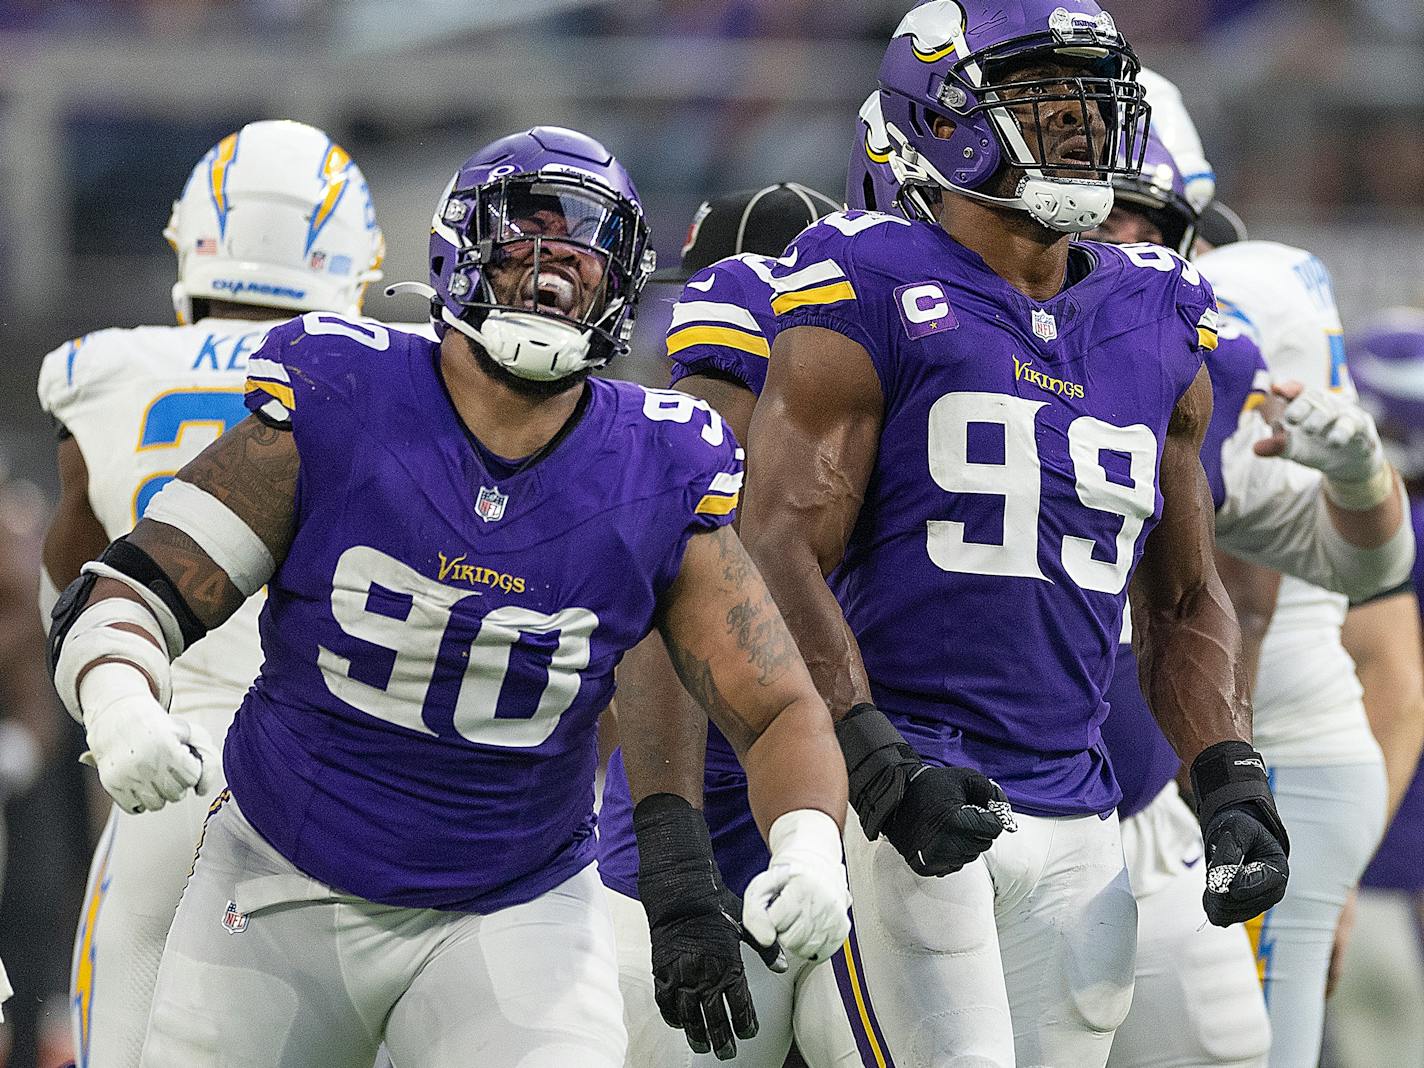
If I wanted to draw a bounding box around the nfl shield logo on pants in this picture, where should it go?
[222,900,248,935]
[1032,308,1058,342]
[476,485,508,523]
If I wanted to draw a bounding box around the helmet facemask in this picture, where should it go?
[439,172,653,382]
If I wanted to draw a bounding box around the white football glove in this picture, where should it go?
[742,809,851,964]
[1261,383,1385,483]
[79,663,220,814]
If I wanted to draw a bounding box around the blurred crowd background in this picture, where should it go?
[0,1,1422,1066]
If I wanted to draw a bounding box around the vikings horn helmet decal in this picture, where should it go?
[876,0,1149,234]
[426,127,655,382]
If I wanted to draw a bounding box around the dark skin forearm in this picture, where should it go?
[740,326,882,720]
[1132,367,1251,763]
[1214,549,1281,698]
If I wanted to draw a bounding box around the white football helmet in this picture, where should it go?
[1138,69,1216,213]
[164,120,385,324]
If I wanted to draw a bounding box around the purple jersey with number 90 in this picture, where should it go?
[232,313,742,912]
[774,212,1215,816]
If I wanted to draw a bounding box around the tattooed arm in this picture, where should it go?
[641,524,847,835]
[77,414,298,658]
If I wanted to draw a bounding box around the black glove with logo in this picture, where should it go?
[634,793,786,1061]
[1189,740,1291,927]
[835,703,1014,877]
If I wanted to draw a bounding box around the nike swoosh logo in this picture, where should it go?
[1184,853,1204,869]
[687,274,716,292]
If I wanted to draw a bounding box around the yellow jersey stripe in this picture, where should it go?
[1243,392,1266,413]
[667,325,770,361]
[694,491,740,516]
[245,377,296,411]
[1198,327,1219,351]
[771,280,857,316]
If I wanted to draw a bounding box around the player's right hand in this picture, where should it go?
[634,792,774,1061]
[836,703,1015,877]
[81,684,219,814]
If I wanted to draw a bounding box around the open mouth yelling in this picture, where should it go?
[519,264,582,316]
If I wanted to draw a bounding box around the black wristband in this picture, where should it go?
[834,703,919,839]
[633,793,721,924]
[1189,740,1290,855]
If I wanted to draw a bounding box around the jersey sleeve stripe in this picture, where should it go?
[669,300,762,333]
[245,377,296,411]
[667,326,770,360]
[708,471,744,495]
[1197,327,1219,351]
[246,356,291,384]
[771,280,857,316]
[767,259,846,295]
[694,490,740,516]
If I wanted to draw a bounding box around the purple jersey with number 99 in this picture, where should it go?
[232,313,742,912]
[772,212,1214,816]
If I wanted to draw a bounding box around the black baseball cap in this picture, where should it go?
[652,182,841,283]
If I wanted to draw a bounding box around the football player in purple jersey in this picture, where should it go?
[43,128,853,1068]
[740,2,1292,1063]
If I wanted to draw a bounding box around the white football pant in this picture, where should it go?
[140,795,625,1068]
[797,807,1137,1068]
[1109,782,1270,1068]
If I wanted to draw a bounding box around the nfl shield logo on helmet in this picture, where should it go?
[476,485,508,523]
[222,900,248,935]
[1032,308,1058,342]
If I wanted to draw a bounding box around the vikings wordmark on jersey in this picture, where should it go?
[235,313,742,912]
[772,211,1217,817]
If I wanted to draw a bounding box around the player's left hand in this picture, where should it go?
[634,793,774,1060]
[1190,741,1291,927]
[1254,381,1385,484]
[742,809,851,964]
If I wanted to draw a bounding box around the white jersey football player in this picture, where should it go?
[38,119,387,1068]
[1110,73,1420,1068]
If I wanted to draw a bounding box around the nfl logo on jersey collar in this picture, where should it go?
[1032,307,1058,342]
[476,485,508,523]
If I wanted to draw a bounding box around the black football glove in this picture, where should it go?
[835,703,1014,877]
[634,793,786,1061]
[1190,740,1291,927]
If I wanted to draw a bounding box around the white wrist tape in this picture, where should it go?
[144,479,276,597]
[54,598,173,723]
[767,808,844,865]
[1324,465,1396,512]
[78,661,157,729]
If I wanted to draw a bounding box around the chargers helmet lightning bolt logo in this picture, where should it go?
[305,141,353,255]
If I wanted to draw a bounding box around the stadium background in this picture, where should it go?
[0,1,1420,1065]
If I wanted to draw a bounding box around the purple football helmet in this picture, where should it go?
[846,93,907,217]
[877,0,1148,233]
[1106,130,1197,255]
[1350,309,1424,479]
[426,126,654,381]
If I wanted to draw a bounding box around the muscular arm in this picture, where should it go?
[617,373,758,808]
[1132,367,1251,763]
[1214,550,1281,697]
[74,415,298,662]
[739,326,882,719]
[653,524,846,835]
[1342,590,1424,819]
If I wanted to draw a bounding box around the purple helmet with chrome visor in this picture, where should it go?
[846,92,907,217]
[1106,130,1198,255]
[877,0,1148,233]
[1350,309,1424,480]
[428,126,654,382]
